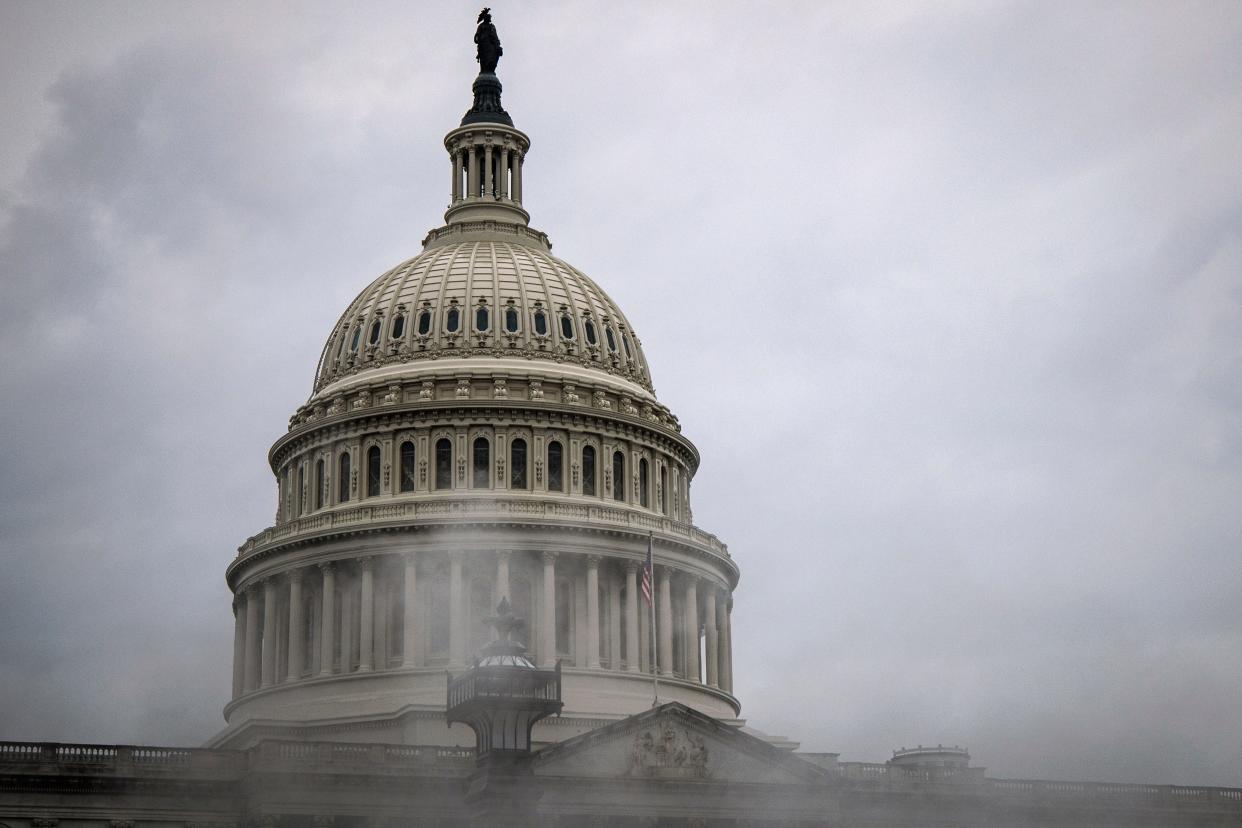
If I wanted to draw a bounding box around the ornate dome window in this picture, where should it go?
[622,333,633,360]
[435,439,453,489]
[548,440,564,491]
[349,325,361,352]
[366,446,381,497]
[510,438,528,489]
[369,320,382,346]
[338,452,351,503]
[472,437,490,488]
[559,313,574,340]
[446,305,461,334]
[639,457,650,508]
[475,302,490,333]
[504,303,520,333]
[533,307,549,336]
[582,445,597,496]
[315,458,325,510]
[417,307,433,336]
[391,313,406,339]
[584,318,598,346]
[605,325,617,353]
[399,441,416,492]
[612,451,625,502]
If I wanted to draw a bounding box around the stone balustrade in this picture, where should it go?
[236,496,731,563]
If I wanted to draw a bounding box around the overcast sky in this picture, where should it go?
[1,0,1240,787]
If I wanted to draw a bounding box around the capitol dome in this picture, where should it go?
[312,236,655,400]
[214,43,738,751]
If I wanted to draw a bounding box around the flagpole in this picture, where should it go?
[648,531,659,707]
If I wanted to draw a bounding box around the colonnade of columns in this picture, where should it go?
[231,551,735,701]
[451,142,523,205]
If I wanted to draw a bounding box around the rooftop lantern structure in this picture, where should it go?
[447,597,563,761]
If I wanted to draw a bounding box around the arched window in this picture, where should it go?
[366,446,381,497]
[622,334,634,360]
[315,458,325,510]
[435,438,452,489]
[446,306,460,333]
[560,314,574,340]
[349,326,361,351]
[660,465,668,514]
[584,319,598,346]
[472,437,490,488]
[510,438,528,489]
[639,457,649,508]
[605,325,618,352]
[533,309,548,336]
[582,446,597,496]
[399,441,416,492]
[475,305,490,332]
[417,308,432,336]
[612,451,625,502]
[391,314,406,339]
[547,440,563,492]
[505,306,519,333]
[338,452,351,503]
[368,320,382,345]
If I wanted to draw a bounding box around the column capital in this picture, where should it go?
[288,566,305,584]
[317,560,336,574]
[541,550,558,564]
[495,549,512,563]
[402,550,418,566]
[585,554,601,570]
[624,558,640,574]
[448,549,467,562]
[358,555,374,572]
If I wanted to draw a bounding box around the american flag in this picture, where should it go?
[641,534,653,605]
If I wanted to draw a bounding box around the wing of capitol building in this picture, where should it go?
[3,12,1240,828]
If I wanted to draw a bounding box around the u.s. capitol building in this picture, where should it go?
[2,13,1239,828]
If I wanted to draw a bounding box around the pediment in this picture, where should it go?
[533,703,826,786]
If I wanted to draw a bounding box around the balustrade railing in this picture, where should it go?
[832,764,1242,808]
[238,497,731,561]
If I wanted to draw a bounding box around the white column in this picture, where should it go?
[319,563,336,676]
[402,552,418,668]
[624,561,640,673]
[495,550,510,608]
[467,147,478,197]
[449,551,464,668]
[541,551,556,667]
[657,567,673,678]
[231,595,246,698]
[684,577,700,683]
[704,586,719,688]
[452,150,462,202]
[261,578,277,688]
[499,148,509,199]
[513,153,523,202]
[287,568,304,681]
[244,584,261,692]
[483,144,493,198]
[720,595,733,694]
[586,556,601,668]
[608,567,622,671]
[358,557,374,672]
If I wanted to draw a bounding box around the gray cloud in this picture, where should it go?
[1,1,1239,786]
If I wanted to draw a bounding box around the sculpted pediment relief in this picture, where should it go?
[534,703,825,786]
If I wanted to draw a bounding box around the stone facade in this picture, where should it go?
[2,16,1237,828]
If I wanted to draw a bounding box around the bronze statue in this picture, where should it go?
[475,8,503,74]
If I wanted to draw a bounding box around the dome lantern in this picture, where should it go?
[444,9,531,228]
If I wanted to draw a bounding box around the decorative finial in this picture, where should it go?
[475,8,503,74]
